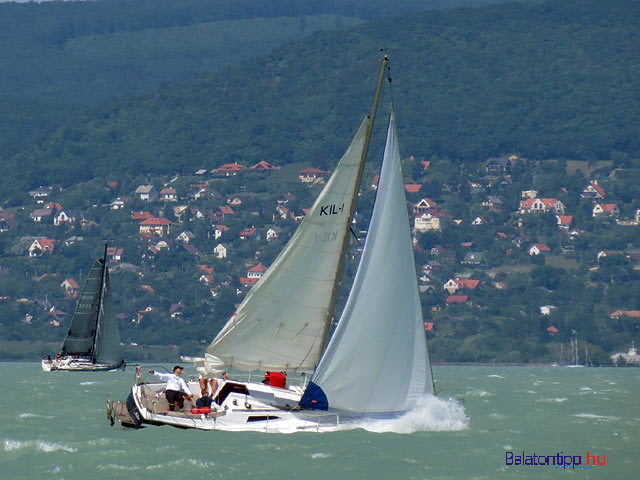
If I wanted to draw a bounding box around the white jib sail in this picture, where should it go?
[308,113,434,413]
[204,117,371,373]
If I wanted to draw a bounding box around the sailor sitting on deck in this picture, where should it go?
[198,371,228,399]
[262,371,287,388]
[149,365,193,411]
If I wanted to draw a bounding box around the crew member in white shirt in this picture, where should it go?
[149,365,193,411]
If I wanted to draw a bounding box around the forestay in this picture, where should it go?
[300,113,434,413]
[204,118,371,373]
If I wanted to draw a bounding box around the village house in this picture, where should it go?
[484,155,515,174]
[30,207,53,223]
[443,278,480,294]
[529,243,551,256]
[412,198,438,215]
[471,216,486,226]
[214,243,228,259]
[53,209,77,226]
[28,238,56,257]
[581,181,606,200]
[239,227,260,241]
[266,226,282,241]
[138,217,175,236]
[214,225,229,240]
[60,278,80,298]
[277,193,296,206]
[170,303,185,318]
[446,295,470,305]
[106,246,124,262]
[241,263,268,286]
[521,190,538,199]
[556,215,573,231]
[217,205,234,219]
[461,252,487,266]
[28,186,53,203]
[519,197,566,215]
[481,195,503,212]
[159,187,178,202]
[404,184,422,195]
[250,161,280,172]
[298,168,329,184]
[414,212,441,232]
[175,231,195,244]
[274,206,289,221]
[110,196,129,210]
[135,185,159,202]
[540,305,558,316]
[215,163,246,176]
[64,235,83,246]
[592,203,619,218]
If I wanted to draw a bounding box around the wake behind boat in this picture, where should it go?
[108,56,436,432]
[43,245,125,372]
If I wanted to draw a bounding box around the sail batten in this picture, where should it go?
[204,118,371,373]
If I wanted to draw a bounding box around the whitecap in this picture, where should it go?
[574,413,618,422]
[18,413,55,419]
[486,374,505,379]
[344,396,469,433]
[535,397,568,403]
[310,453,331,459]
[503,445,512,450]
[79,381,98,386]
[465,389,492,397]
[3,439,77,453]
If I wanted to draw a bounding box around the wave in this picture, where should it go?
[3,438,77,453]
[18,413,55,419]
[345,396,469,433]
[574,413,619,422]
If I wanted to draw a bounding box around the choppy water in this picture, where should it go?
[1,363,637,479]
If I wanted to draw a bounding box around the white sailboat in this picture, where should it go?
[42,245,125,372]
[108,56,435,432]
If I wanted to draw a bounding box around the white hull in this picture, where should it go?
[111,379,363,433]
[42,358,124,372]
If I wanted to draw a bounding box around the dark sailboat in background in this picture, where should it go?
[42,245,125,372]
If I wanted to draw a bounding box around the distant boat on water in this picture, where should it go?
[42,245,125,372]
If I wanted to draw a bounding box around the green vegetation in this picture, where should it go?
[0,0,639,364]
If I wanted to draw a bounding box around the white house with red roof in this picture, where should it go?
[28,238,56,257]
[592,203,619,218]
[159,187,178,202]
[60,278,80,298]
[412,198,438,215]
[581,181,606,200]
[529,243,551,256]
[443,278,480,294]
[298,168,328,183]
[139,217,175,236]
[556,215,573,230]
[519,198,565,215]
[215,163,245,176]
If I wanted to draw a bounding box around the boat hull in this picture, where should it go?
[110,379,376,433]
[42,358,124,372]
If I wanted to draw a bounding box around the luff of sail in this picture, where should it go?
[301,113,434,413]
[204,118,371,373]
[60,258,107,357]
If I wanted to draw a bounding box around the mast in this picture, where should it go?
[319,55,389,354]
[91,244,108,362]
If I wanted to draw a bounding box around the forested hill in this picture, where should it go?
[0,0,512,160]
[1,0,639,202]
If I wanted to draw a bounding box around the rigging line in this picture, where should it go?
[385,62,395,111]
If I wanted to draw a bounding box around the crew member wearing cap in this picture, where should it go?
[149,365,193,411]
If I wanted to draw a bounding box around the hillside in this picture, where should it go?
[0,0,510,158]
[1,0,639,364]
[1,0,638,203]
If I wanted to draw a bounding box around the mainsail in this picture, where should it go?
[300,113,434,413]
[61,257,107,357]
[204,118,371,373]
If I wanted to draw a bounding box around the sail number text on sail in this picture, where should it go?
[319,203,345,216]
